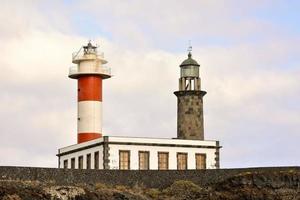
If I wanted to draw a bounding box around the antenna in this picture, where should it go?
[188,40,192,54]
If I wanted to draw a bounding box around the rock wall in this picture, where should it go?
[0,166,299,189]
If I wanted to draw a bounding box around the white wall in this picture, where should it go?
[107,136,217,146]
[108,144,217,170]
[58,136,219,170]
[59,145,103,169]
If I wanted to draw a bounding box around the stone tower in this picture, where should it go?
[174,51,206,140]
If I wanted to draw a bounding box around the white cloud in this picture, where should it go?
[0,0,299,168]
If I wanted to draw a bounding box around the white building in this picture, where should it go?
[57,43,221,170]
[58,136,220,170]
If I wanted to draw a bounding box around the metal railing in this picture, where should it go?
[69,66,111,76]
[72,49,105,61]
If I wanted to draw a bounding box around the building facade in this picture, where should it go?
[57,43,221,170]
[58,136,220,170]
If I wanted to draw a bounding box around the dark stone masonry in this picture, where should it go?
[0,166,299,189]
[174,90,207,140]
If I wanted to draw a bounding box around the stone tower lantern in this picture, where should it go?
[174,51,206,140]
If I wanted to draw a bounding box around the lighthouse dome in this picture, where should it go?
[180,52,200,67]
[179,52,200,78]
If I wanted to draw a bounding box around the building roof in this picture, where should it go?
[57,136,220,156]
[180,52,200,67]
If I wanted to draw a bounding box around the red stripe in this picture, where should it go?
[78,76,102,101]
[78,133,102,143]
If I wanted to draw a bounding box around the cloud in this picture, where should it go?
[74,0,279,49]
[0,0,299,168]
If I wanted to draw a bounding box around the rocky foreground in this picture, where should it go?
[0,170,299,200]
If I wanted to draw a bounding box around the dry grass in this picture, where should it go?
[93,180,205,199]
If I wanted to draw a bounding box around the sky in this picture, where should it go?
[0,0,299,168]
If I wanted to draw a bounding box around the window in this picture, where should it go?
[78,156,83,169]
[86,154,91,169]
[119,150,130,170]
[191,79,195,90]
[63,160,68,169]
[139,151,149,170]
[94,151,99,169]
[195,154,206,169]
[158,152,169,170]
[71,158,75,169]
[177,153,188,170]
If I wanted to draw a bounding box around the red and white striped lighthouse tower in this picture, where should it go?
[69,42,111,144]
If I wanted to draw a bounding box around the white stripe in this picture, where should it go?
[78,101,102,133]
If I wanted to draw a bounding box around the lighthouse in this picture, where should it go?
[69,42,111,144]
[58,45,220,170]
[174,50,206,140]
